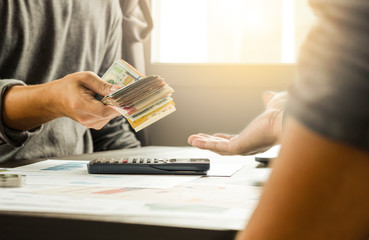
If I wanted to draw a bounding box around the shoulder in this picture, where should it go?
[287,0,369,151]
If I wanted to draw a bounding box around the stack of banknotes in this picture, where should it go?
[98,59,176,132]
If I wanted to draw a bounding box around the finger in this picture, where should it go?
[78,101,121,122]
[188,133,212,144]
[187,135,196,144]
[191,137,231,153]
[192,133,228,140]
[193,133,212,137]
[188,135,237,155]
[188,133,227,145]
[262,91,277,107]
[77,86,122,117]
[82,110,121,129]
[78,71,121,96]
[213,133,234,140]
[85,118,111,130]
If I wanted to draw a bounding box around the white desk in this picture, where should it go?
[0,146,272,240]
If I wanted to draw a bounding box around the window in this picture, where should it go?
[151,0,316,64]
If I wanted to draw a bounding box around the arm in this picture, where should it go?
[2,71,121,131]
[237,117,369,239]
[188,91,287,155]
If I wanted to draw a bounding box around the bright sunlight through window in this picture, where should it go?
[151,0,316,63]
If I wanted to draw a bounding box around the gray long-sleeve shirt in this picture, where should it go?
[0,0,140,163]
[287,0,369,152]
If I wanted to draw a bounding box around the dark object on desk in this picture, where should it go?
[255,157,275,167]
[87,157,210,175]
[0,174,26,188]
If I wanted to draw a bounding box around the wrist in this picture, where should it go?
[268,109,284,144]
[42,80,64,118]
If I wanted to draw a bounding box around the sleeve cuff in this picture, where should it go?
[0,80,43,147]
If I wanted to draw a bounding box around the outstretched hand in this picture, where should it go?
[187,91,288,155]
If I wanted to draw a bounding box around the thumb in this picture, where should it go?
[262,91,276,107]
[81,72,121,96]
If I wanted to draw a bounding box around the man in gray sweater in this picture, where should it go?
[0,0,140,163]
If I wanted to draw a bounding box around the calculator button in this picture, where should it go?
[156,159,166,163]
[139,158,144,163]
[147,159,151,163]
[132,158,137,163]
[96,157,105,163]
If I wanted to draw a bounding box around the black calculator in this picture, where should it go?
[87,157,210,175]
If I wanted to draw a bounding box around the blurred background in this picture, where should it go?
[142,0,316,146]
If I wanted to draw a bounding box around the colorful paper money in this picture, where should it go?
[100,60,176,131]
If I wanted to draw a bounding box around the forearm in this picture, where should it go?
[2,82,59,130]
[238,118,369,239]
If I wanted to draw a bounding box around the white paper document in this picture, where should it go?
[0,147,266,230]
[0,182,263,230]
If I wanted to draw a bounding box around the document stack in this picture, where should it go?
[100,60,176,131]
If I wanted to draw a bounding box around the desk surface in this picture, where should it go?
[0,146,271,240]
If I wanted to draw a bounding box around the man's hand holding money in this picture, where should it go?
[2,71,121,130]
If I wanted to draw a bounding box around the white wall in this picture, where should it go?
[144,62,295,146]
